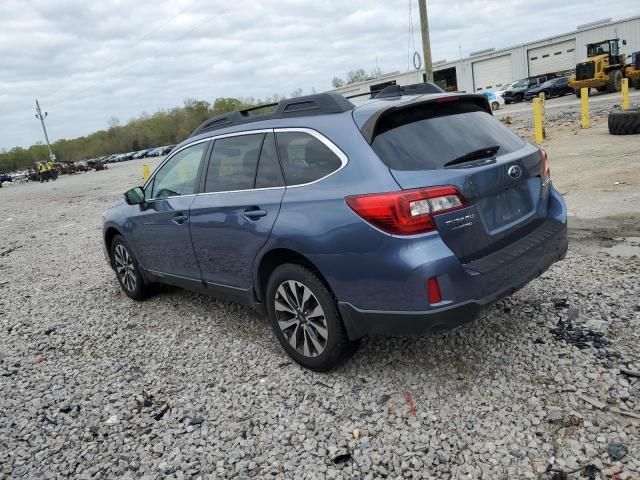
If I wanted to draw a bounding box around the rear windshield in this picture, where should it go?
[370,101,525,171]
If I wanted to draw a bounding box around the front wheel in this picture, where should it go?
[266,264,357,371]
[607,69,623,93]
[110,235,149,300]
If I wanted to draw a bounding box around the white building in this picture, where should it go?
[333,15,640,97]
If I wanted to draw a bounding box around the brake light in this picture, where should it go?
[434,95,459,103]
[345,186,467,235]
[427,277,442,304]
[540,149,551,179]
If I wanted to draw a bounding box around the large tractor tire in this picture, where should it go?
[608,109,640,135]
[606,69,623,93]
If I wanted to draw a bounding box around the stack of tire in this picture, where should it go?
[609,109,640,135]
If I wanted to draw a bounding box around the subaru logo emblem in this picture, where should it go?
[508,165,522,180]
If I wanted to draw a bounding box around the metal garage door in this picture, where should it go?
[528,40,576,76]
[472,55,513,92]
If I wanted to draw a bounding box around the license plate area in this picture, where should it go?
[478,183,532,232]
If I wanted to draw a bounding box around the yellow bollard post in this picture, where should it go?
[580,88,590,129]
[622,78,629,110]
[533,98,544,144]
[142,164,150,180]
[539,92,546,139]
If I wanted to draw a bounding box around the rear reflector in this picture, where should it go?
[540,149,551,179]
[345,186,467,235]
[427,277,442,304]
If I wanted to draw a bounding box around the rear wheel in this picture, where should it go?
[266,264,357,371]
[110,235,149,300]
[607,69,623,93]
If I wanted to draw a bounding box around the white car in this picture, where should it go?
[483,91,505,111]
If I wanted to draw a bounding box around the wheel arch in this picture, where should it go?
[104,226,122,266]
[255,248,333,304]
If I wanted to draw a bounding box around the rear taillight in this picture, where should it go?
[540,149,551,179]
[345,186,467,235]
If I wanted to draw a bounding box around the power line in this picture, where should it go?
[39,2,219,108]
[123,0,203,52]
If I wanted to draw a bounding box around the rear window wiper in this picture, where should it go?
[444,145,500,168]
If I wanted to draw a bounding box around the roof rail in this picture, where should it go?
[189,92,355,137]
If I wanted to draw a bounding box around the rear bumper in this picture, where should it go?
[338,215,568,340]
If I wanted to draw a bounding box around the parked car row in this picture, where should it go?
[103,145,175,164]
[499,74,573,103]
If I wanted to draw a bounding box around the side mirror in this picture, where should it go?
[124,186,145,205]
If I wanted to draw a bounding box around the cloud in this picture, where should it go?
[0,0,638,148]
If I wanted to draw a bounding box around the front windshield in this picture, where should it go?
[588,42,610,56]
[513,80,528,88]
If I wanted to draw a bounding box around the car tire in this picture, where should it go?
[608,109,640,135]
[110,234,150,301]
[491,101,499,111]
[266,263,357,371]
[515,93,524,102]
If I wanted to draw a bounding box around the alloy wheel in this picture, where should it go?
[274,280,328,357]
[114,244,137,292]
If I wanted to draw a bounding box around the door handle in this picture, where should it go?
[243,208,267,220]
[172,213,188,225]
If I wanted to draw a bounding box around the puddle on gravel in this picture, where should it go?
[600,237,640,257]
[600,236,640,258]
[575,236,640,258]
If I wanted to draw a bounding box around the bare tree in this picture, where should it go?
[290,88,304,98]
[107,117,120,129]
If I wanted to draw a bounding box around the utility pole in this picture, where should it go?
[418,0,433,82]
[35,99,54,160]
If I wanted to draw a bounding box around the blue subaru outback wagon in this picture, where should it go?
[103,83,567,370]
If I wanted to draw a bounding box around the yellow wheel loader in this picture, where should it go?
[625,51,640,90]
[569,39,627,97]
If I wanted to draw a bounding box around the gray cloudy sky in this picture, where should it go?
[1,0,638,149]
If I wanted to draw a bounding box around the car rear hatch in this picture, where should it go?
[360,94,550,263]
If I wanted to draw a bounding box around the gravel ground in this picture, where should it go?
[1,158,639,480]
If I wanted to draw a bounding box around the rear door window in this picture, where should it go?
[204,134,264,192]
[370,102,525,171]
[275,132,343,185]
